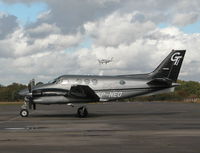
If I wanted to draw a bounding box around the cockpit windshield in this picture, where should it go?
[48,79,56,84]
[48,77,62,84]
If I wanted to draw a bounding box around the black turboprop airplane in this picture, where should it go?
[19,50,186,117]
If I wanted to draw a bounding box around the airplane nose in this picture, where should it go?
[18,88,29,96]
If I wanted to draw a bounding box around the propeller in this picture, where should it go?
[27,79,35,110]
[28,78,35,93]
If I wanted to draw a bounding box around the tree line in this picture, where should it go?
[0,83,26,102]
[129,80,200,102]
[0,80,200,102]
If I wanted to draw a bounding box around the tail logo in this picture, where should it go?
[171,52,182,66]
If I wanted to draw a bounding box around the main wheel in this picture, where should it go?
[77,106,88,118]
[20,109,29,117]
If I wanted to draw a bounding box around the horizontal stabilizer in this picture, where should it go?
[147,78,173,86]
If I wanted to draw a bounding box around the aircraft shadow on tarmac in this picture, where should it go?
[29,111,182,118]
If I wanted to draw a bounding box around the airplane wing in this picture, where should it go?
[69,85,99,101]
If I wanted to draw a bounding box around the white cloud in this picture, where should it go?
[74,26,200,81]
[172,13,199,26]
[0,26,82,58]
[37,10,51,20]
[90,0,121,4]
[84,12,156,46]
[1,0,200,85]
[27,23,60,35]
[1,24,200,85]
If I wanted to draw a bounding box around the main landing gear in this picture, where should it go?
[67,103,88,118]
[77,106,88,118]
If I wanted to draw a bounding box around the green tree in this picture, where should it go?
[0,83,26,102]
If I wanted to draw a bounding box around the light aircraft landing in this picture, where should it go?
[98,57,113,64]
[19,50,186,117]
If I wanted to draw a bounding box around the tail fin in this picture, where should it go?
[150,50,186,82]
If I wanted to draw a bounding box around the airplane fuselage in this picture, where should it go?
[26,74,176,104]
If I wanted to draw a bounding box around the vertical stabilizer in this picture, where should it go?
[150,50,186,82]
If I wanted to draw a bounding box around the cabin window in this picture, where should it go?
[76,78,82,84]
[56,78,63,84]
[92,79,98,85]
[119,80,126,85]
[84,79,90,84]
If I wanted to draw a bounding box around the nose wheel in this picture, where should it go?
[77,106,88,118]
[20,100,30,117]
[20,109,29,117]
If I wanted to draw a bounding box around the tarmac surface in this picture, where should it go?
[0,101,200,153]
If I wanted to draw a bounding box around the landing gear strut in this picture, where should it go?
[20,101,29,117]
[77,106,88,118]
[20,97,36,117]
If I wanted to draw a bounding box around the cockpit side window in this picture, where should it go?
[76,78,82,84]
[48,79,56,84]
[92,79,98,85]
[48,77,63,84]
[56,78,63,84]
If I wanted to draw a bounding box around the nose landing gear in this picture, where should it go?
[20,101,29,117]
[20,109,29,117]
[20,98,35,117]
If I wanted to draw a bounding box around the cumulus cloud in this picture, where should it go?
[0,25,82,58]
[1,0,200,85]
[26,23,60,38]
[84,12,156,46]
[0,12,18,39]
[27,0,121,34]
[172,13,199,26]
[6,26,200,84]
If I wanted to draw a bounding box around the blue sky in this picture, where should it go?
[0,1,48,25]
[181,21,200,34]
[0,1,95,49]
[159,22,200,34]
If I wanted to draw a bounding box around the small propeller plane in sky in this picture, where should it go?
[19,50,186,117]
[98,57,113,64]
